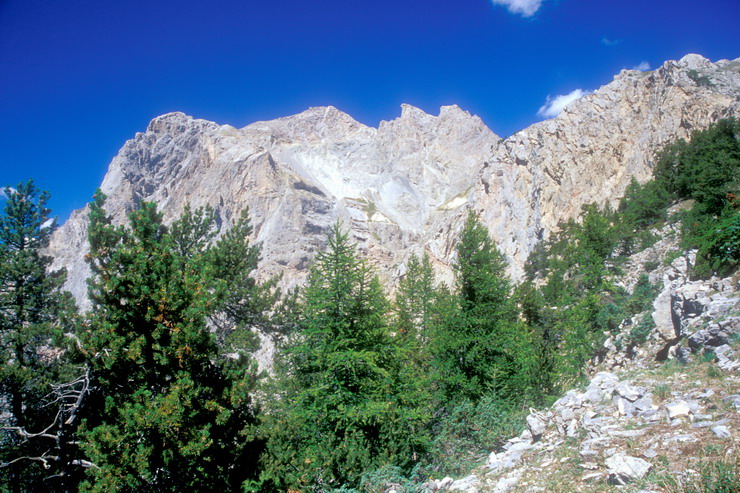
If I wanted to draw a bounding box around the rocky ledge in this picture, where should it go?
[424,244,739,492]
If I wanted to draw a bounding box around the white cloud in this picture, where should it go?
[0,187,16,200]
[537,89,588,118]
[491,0,543,17]
[632,61,651,71]
[601,37,620,47]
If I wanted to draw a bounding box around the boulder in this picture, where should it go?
[449,474,479,492]
[526,411,547,440]
[605,454,652,485]
[614,382,643,402]
[665,400,691,418]
[711,425,731,439]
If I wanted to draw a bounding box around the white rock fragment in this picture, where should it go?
[582,472,604,482]
[711,425,731,439]
[666,400,691,418]
[615,382,643,402]
[526,411,547,439]
[438,477,454,489]
[605,453,652,485]
[665,434,698,443]
[449,474,479,492]
[491,469,522,493]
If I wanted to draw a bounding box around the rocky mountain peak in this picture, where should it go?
[146,111,194,133]
[243,105,373,144]
[49,54,739,310]
[677,52,712,69]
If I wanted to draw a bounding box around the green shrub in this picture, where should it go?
[596,302,627,334]
[701,349,717,363]
[333,465,423,493]
[655,118,739,214]
[664,454,739,493]
[653,118,739,279]
[694,211,740,278]
[427,396,526,477]
[706,365,723,379]
[653,384,671,402]
[643,260,660,272]
[626,274,660,315]
[619,177,671,230]
[638,230,660,250]
[664,249,684,266]
[687,69,714,88]
[628,313,656,345]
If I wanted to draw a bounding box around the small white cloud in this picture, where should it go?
[632,61,651,71]
[601,37,620,47]
[0,187,16,200]
[491,0,543,17]
[537,89,588,118]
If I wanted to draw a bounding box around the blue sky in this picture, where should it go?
[1,0,738,221]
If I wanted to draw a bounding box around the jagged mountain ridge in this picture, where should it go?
[49,54,740,308]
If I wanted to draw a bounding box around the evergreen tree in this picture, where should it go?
[207,208,280,356]
[260,223,429,491]
[0,181,78,491]
[78,193,264,491]
[431,212,533,403]
[394,252,438,346]
[655,117,739,216]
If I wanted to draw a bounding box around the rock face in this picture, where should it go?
[48,54,740,308]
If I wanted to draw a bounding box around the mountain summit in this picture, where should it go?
[49,54,740,308]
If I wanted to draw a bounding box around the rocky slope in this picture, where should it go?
[424,225,740,492]
[48,54,740,309]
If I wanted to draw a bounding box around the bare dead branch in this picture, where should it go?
[1,365,93,476]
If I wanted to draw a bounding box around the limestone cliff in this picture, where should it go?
[49,54,740,308]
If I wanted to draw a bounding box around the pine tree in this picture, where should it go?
[207,208,280,356]
[395,252,437,345]
[260,223,429,491]
[0,181,78,490]
[78,194,265,491]
[431,212,533,403]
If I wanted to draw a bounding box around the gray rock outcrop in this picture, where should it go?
[49,54,740,312]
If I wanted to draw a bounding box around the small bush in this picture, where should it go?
[700,349,717,363]
[687,69,714,88]
[694,212,740,278]
[619,177,671,230]
[653,383,671,402]
[656,358,686,376]
[664,249,684,266]
[706,365,723,379]
[335,465,423,493]
[596,302,627,334]
[427,396,526,477]
[626,274,660,314]
[664,454,739,493]
[643,260,660,272]
[638,230,661,250]
[628,313,656,345]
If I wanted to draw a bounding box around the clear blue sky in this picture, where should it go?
[1,0,738,221]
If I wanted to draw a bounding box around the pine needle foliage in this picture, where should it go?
[78,193,265,492]
[260,223,429,492]
[0,181,78,490]
[431,212,534,404]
